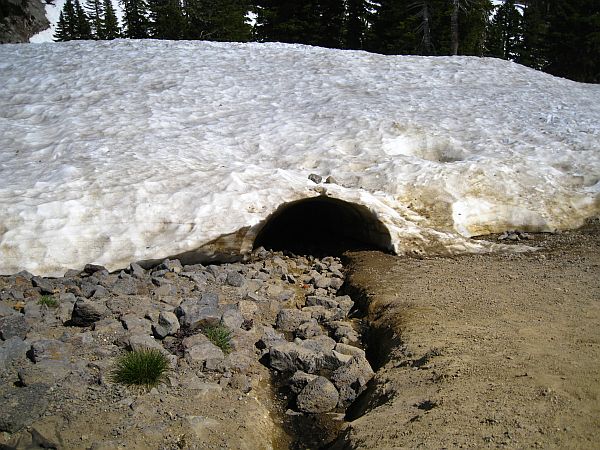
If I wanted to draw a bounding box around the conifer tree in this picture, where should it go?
[149,0,185,39]
[121,0,151,38]
[368,0,419,54]
[516,0,548,69]
[74,0,93,39]
[185,0,251,42]
[344,0,369,50]
[101,0,122,39]
[54,0,78,41]
[486,0,522,59]
[86,0,105,38]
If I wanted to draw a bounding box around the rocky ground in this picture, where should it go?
[0,249,372,449]
[1,218,599,449]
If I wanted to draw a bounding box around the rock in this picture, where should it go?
[0,336,29,370]
[324,175,338,184]
[275,308,312,332]
[0,314,29,340]
[121,314,153,335]
[296,376,339,413]
[301,335,336,353]
[111,278,139,296]
[18,360,71,386]
[30,417,65,450]
[334,343,366,358]
[184,334,225,368]
[29,339,70,363]
[84,264,109,275]
[237,300,258,320]
[71,299,108,326]
[0,383,49,433]
[256,326,285,350]
[0,302,18,316]
[178,304,221,330]
[335,295,354,315]
[0,288,24,302]
[269,341,320,373]
[308,173,322,184]
[288,370,318,394]
[91,285,109,299]
[306,295,338,309]
[221,309,244,330]
[302,305,340,322]
[152,311,180,339]
[156,259,183,273]
[330,278,344,290]
[130,262,146,279]
[295,320,323,339]
[331,355,374,407]
[226,271,245,287]
[31,276,54,295]
[230,373,251,393]
[313,275,331,289]
[127,334,165,352]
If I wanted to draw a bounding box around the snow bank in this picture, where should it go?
[1,40,599,276]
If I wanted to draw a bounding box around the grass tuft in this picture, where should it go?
[110,348,170,389]
[202,323,233,354]
[38,295,58,308]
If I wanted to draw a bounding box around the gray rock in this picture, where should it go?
[225,271,245,287]
[0,314,29,340]
[230,373,251,393]
[329,278,344,290]
[91,285,109,299]
[80,281,99,299]
[269,342,320,373]
[288,370,318,394]
[295,320,323,339]
[335,295,354,315]
[184,334,224,368]
[179,304,221,330]
[31,276,54,295]
[306,295,338,309]
[156,259,183,273]
[324,175,338,184]
[0,288,24,301]
[111,278,139,296]
[18,360,71,386]
[29,339,70,363]
[30,418,65,450]
[84,264,108,275]
[127,334,164,353]
[0,336,29,370]
[331,355,374,407]
[308,173,322,184]
[256,326,285,350]
[0,302,16,317]
[313,276,331,289]
[334,343,366,358]
[221,309,244,330]
[0,383,49,433]
[296,376,339,413]
[121,314,153,335]
[275,309,312,332]
[130,262,146,279]
[71,299,108,326]
[301,335,336,353]
[302,305,340,322]
[152,311,180,339]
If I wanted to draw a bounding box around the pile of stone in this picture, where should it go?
[0,248,373,446]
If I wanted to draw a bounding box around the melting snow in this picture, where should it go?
[1,40,599,276]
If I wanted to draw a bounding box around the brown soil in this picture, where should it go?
[333,219,600,449]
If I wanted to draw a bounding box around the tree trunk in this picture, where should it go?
[451,0,459,55]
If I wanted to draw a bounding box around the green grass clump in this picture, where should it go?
[110,348,170,388]
[202,323,233,354]
[38,295,58,308]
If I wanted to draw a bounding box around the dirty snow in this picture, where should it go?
[1,40,599,276]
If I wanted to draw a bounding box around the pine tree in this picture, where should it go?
[486,0,522,59]
[316,0,345,48]
[517,0,548,69]
[121,0,151,38]
[54,0,78,41]
[344,0,368,49]
[86,0,105,38]
[101,0,122,39]
[368,0,419,54]
[74,0,93,39]
[149,0,185,39]
[185,0,251,42]
[252,0,320,45]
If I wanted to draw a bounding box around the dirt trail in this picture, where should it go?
[334,220,600,449]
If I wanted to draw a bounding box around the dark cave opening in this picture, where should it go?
[253,197,393,257]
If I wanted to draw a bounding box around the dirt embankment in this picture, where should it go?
[335,220,600,449]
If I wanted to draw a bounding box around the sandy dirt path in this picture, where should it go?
[335,220,600,449]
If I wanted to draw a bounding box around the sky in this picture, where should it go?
[1,40,599,276]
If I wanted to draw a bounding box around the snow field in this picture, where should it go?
[0,40,599,276]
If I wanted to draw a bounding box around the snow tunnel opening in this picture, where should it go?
[253,197,393,257]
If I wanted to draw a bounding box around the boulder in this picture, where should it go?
[71,299,108,326]
[331,355,374,407]
[269,341,320,374]
[288,370,318,394]
[275,308,312,332]
[0,314,29,340]
[29,339,70,363]
[0,336,29,370]
[0,383,49,433]
[225,271,245,287]
[296,376,339,413]
[31,276,54,295]
[152,311,180,339]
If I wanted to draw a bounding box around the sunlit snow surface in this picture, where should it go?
[1,40,599,276]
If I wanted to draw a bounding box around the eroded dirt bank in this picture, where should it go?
[334,220,600,449]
